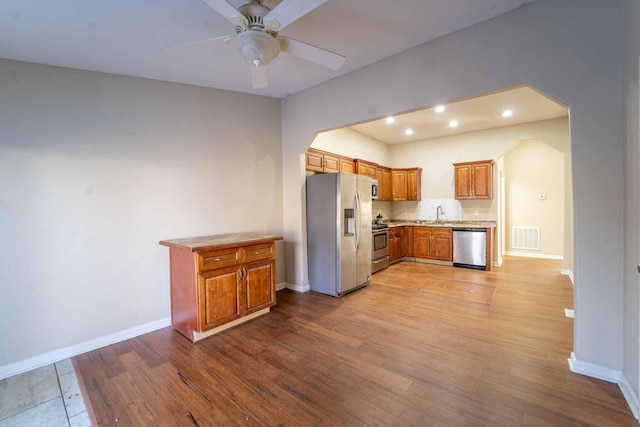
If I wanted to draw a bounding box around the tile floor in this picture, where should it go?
[0,359,91,427]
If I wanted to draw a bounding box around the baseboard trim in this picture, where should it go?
[276,282,287,291]
[568,352,622,382]
[0,316,171,381]
[560,269,575,284]
[619,375,640,419]
[568,352,638,420]
[505,251,563,260]
[285,283,310,293]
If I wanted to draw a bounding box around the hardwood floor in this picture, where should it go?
[74,257,636,426]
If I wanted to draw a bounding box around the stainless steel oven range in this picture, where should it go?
[372,224,390,273]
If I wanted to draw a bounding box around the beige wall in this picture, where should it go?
[0,59,283,372]
[504,139,565,257]
[311,128,390,165]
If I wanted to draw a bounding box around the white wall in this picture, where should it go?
[504,139,564,257]
[282,0,624,377]
[0,60,283,371]
[623,0,640,412]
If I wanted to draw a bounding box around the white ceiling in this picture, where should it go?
[0,0,535,98]
[349,86,568,144]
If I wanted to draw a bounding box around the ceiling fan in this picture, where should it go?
[164,0,345,88]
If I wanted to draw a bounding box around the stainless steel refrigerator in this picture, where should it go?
[306,172,372,297]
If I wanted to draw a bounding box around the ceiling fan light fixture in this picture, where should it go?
[235,30,280,67]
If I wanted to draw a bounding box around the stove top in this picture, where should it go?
[372,224,389,230]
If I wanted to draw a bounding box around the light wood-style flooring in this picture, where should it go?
[74,257,637,426]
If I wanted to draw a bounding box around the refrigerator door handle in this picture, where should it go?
[354,191,360,251]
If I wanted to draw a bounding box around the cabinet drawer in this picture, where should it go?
[432,227,452,236]
[197,247,242,272]
[413,227,430,236]
[244,242,275,263]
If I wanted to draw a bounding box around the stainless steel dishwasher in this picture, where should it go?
[453,228,487,270]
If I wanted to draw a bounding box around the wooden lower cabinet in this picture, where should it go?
[389,228,400,262]
[412,227,452,262]
[401,226,413,257]
[389,226,413,262]
[160,233,281,342]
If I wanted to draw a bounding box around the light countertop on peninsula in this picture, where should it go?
[159,232,283,252]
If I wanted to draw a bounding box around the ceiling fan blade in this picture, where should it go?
[201,0,248,27]
[279,37,345,70]
[251,65,269,88]
[162,35,234,56]
[264,0,327,31]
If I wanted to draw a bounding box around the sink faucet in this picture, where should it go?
[436,205,444,224]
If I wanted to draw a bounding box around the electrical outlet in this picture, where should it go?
[474,210,479,216]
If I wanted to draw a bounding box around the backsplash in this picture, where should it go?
[391,199,463,222]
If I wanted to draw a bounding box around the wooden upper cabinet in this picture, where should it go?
[355,159,378,178]
[340,157,355,173]
[305,149,421,202]
[407,168,422,201]
[392,168,421,201]
[305,148,325,173]
[453,160,494,200]
[305,148,351,174]
[392,170,407,200]
[323,153,340,173]
[376,167,392,201]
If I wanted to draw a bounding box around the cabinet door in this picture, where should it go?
[454,165,473,199]
[324,153,341,173]
[400,227,412,257]
[376,169,385,200]
[407,169,421,201]
[244,260,275,315]
[431,228,453,261]
[412,229,431,258]
[389,233,398,261]
[340,158,355,173]
[305,149,325,173]
[382,169,392,201]
[198,267,242,331]
[472,163,492,199]
[392,170,407,200]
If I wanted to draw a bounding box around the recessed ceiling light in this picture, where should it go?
[386,116,395,124]
[448,120,459,128]
[502,109,513,118]
[435,105,446,113]
[405,128,414,136]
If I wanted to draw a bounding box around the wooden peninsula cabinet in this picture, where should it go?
[159,233,282,342]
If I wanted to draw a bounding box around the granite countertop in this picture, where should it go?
[384,220,496,229]
[159,232,283,251]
